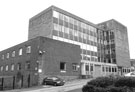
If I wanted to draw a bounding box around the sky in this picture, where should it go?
[0,0,135,59]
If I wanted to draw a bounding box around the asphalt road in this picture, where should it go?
[67,88,82,92]
[4,79,90,92]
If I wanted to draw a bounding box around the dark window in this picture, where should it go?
[112,67,114,72]
[85,65,89,71]
[17,63,21,70]
[109,67,111,72]
[90,65,93,71]
[26,61,30,70]
[102,66,105,72]
[60,62,66,71]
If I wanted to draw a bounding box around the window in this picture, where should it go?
[85,65,89,71]
[109,67,111,72]
[17,63,21,70]
[26,46,31,53]
[106,67,109,72]
[6,53,9,58]
[19,48,22,55]
[25,61,30,70]
[0,66,3,71]
[102,66,105,72]
[5,65,8,71]
[12,51,15,57]
[72,63,78,71]
[11,64,14,71]
[60,62,66,71]
[90,64,93,71]
[53,11,59,18]
[2,55,4,60]
[115,67,117,72]
[112,67,114,72]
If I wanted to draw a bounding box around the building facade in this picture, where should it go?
[28,6,128,78]
[98,19,131,75]
[0,37,81,90]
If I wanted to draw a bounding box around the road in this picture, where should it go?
[67,88,82,92]
[4,79,90,92]
[23,79,89,92]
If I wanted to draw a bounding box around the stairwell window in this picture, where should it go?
[19,48,22,56]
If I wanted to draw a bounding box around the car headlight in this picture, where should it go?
[57,81,61,83]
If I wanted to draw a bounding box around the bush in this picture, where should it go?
[82,85,95,92]
[107,86,128,92]
[87,77,115,88]
[115,77,132,87]
[82,76,135,92]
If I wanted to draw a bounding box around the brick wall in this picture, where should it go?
[28,9,53,40]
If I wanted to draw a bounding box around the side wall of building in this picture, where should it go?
[0,38,40,89]
[38,37,81,82]
[28,9,53,40]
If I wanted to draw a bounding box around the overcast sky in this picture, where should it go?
[0,0,134,59]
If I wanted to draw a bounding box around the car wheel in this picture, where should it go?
[44,82,46,85]
[54,83,57,86]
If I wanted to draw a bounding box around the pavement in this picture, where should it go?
[3,78,91,92]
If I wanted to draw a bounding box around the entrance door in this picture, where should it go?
[28,74,30,87]
[94,64,102,78]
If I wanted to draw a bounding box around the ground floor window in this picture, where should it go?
[60,62,66,71]
[72,63,78,71]
[85,64,89,71]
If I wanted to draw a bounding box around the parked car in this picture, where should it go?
[42,76,65,86]
[124,72,135,77]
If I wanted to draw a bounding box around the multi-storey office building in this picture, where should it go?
[28,6,119,77]
[0,36,81,90]
[98,19,131,75]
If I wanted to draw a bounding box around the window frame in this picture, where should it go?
[19,48,23,56]
[12,51,15,57]
[60,62,66,71]
[26,46,31,54]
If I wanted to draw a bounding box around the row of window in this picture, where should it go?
[0,61,31,72]
[53,36,97,52]
[53,11,97,33]
[1,46,31,60]
[60,62,79,72]
[53,23,97,42]
[85,64,94,71]
[102,66,117,73]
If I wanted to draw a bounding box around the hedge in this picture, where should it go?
[82,76,135,92]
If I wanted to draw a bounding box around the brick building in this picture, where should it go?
[0,36,81,90]
[28,6,131,78]
[28,5,109,78]
[98,19,131,75]
[0,5,132,90]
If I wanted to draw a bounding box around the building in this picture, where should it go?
[130,59,135,71]
[98,19,131,75]
[0,36,81,90]
[28,6,128,78]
